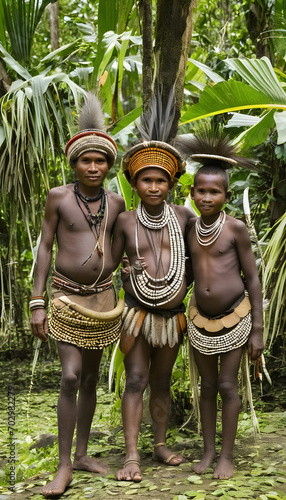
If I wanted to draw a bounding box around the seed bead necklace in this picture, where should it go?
[74,181,105,226]
[195,210,226,246]
[130,202,185,307]
[74,180,106,265]
[137,200,168,229]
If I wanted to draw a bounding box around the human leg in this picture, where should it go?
[115,334,151,482]
[149,343,183,465]
[192,349,219,474]
[213,347,242,479]
[42,342,82,497]
[73,347,108,473]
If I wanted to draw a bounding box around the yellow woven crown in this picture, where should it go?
[122,140,185,182]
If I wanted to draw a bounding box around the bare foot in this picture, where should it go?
[115,458,142,482]
[73,455,109,473]
[42,465,72,497]
[192,450,216,474]
[153,444,184,466]
[213,455,234,479]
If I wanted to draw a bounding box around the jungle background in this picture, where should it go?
[0,0,286,499]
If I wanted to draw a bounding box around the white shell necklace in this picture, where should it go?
[130,203,185,307]
[136,200,168,229]
[195,210,226,246]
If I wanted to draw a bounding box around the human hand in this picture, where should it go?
[248,328,264,361]
[30,309,49,341]
[121,256,131,281]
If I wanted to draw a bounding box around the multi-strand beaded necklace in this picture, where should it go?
[74,180,107,266]
[195,210,226,246]
[130,201,185,307]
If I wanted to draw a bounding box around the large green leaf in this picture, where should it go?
[0,1,6,47]
[117,169,140,210]
[226,57,286,102]
[274,111,286,143]
[231,110,276,150]
[92,0,136,86]
[188,58,225,84]
[0,43,32,80]
[181,57,286,127]
[226,113,260,127]
[0,69,85,218]
[263,212,286,346]
[181,79,286,124]
[40,40,81,64]
[111,105,142,137]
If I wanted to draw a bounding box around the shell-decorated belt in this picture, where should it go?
[188,293,251,333]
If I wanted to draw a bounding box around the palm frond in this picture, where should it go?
[1,0,54,64]
[262,212,286,347]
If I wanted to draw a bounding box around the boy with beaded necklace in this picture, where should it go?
[178,130,264,480]
[112,99,196,481]
[30,94,125,497]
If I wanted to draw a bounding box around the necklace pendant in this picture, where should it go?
[97,241,103,256]
[133,259,143,274]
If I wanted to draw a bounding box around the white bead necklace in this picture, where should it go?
[130,203,185,307]
[136,200,168,229]
[195,210,226,246]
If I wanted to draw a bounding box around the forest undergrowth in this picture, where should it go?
[0,353,285,500]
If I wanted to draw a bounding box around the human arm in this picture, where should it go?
[234,221,264,361]
[185,215,196,286]
[111,213,127,271]
[30,190,60,341]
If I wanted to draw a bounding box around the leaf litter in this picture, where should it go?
[1,359,286,500]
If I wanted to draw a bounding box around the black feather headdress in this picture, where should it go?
[122,90,186,182]
[136,90,176,144]
[175,124,255,170]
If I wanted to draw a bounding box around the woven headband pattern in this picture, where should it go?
[65,130,117,168]
[122,141,185,182]
[128,147,178,179]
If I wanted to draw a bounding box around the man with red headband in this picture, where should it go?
[30,93,125,497]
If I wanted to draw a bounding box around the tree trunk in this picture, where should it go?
[48,1,59,51]
[153,0,195,139]
[245,0,271,60]
[139,0,153,112]
[0,59,10,96]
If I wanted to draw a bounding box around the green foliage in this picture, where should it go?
[192,0,256,60]
[0,0,56,64]
[181,57,286,132]
[262,213,286,347]
[0,0,285,369]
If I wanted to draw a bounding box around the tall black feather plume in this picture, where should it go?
[137,89,176,143]
[78,92,106,132]
[175,123,256,170]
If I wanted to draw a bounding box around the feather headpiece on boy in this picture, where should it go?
[122,90,186,182]
[65,93,117,168]
[174,123,255,171]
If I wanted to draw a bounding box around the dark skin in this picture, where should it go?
[187,172,263,479]
[112,167,196,482]
[30,151,125,497]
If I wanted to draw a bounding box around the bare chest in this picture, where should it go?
[58,196,109,233]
